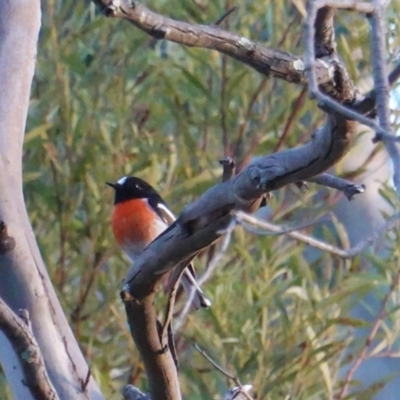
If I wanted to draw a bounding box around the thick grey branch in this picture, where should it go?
[0,302,58,400]
[93,0,335,85]
[124,110,357,291]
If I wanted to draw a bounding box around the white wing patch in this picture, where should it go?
[117,176,128,185]
[155,202,176,225]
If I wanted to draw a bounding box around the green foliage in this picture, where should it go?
[2,0,400,399]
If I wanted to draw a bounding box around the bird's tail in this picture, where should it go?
[181,265,211,309]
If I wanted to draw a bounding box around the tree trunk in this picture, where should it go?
[0,2,104,399]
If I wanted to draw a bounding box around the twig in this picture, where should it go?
[240,212,332,236]
[72,251,107,323]
[235,78,267,158]
[309,173,365,201]
[369,349,400,359]
[194,343,237,381]
[336,267,400,399]
[368,0,400,195]
[234,210,400,259]
[194,343,254,400]
[0,303,58,400]
[161,265,186,348]
[235,133,262,173]
[221,50,230,157]
[200,157,237,284]
[274,86,308,152]
[217,6,234,157]
[219,157,236,182]
[213,7,237,27]
[175,220,236,330]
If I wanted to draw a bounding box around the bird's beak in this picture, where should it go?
[106,182,119,190]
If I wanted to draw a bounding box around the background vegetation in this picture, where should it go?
[1,0,400,398]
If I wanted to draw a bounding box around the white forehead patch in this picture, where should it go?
[117,176,128,185]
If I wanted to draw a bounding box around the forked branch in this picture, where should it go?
[92,2,398,399]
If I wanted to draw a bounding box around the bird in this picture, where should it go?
[107,176,211,309]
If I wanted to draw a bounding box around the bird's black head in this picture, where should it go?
[106,176,161,204]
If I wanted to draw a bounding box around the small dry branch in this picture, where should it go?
[0,301,58,400]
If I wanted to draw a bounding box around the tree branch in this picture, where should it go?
[234,210,400,260]
[308,173,365,200]
[117,21,359,390]
[123,111,356,288]
[120,108,357,394]
[0,302,58,400]
[121,291,181,400]
[93,0,398,123]
[306,1,400,198]
[175,220,235,331]
[314,6,336,57]
[368,0,400,195]
[92,1,399,397]
[93,0,335,85]
[194,344,254,400]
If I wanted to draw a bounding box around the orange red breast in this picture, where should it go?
[111,198,164,260]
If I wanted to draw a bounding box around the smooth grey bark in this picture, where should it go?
[0,1,104,399]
